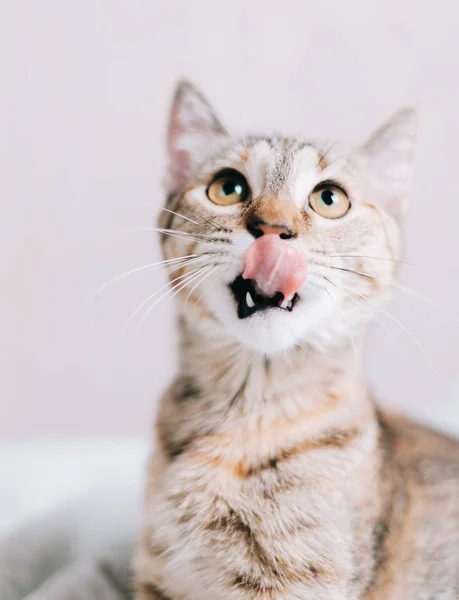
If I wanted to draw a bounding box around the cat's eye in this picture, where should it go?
[206,170,249,206]
[309,183,350,219]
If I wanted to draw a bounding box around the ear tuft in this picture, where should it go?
[360,106,418,216]
[167,80,227,192]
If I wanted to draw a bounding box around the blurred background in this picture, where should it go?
[2,0,459,442]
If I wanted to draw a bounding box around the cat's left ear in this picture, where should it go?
[358,107,417,216]
[166,80,228,193]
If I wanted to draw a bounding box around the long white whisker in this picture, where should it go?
[185,265,221,307]
[185,267,218,306]
[321,276,401,347]
[87,255,210,322]
[161,205,233,235]
[120,266,204,339]
[154,229,226,245]
[327,253,449,277]
[86,254,200,311]
[320,284,359,366]
[107,227,227,244]
[135,265,213,333]
[159,207,201,226]
[192,266,225,308]
[320,264,459,326]
[338,281,438,378]
[320,274,425,370]
[184,205,233,234]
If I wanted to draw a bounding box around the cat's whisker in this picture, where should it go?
[153,227,231,244]
[318,284,359,367]
[319,275,402,349]
[159,206,201,227]
[86,254,203,312]
[87,255,210,322]
[315,262,459,326]
[184,205,233,234]
[185,265,223,308]
[326,253,450,277]
[120,266,205,339]
[323,275,438,378]
[135,265,214,333]
[191,265,225,309]
[106,226,229,245]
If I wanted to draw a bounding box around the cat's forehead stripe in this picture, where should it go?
[243,138,322,200]
[289,145,322,206]
[243,140,272,198]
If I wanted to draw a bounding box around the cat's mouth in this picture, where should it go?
[229,275,299,320]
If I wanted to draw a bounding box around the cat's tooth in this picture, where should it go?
[246,292,255,308]
[280,299,289,309]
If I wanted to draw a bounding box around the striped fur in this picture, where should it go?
[133,82,459,599]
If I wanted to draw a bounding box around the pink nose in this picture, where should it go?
[243,234,307,300]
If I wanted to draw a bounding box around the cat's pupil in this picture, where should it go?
[321,189,335,206]
[222,180,242,196]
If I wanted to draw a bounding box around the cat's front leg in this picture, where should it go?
[133,537,177,600]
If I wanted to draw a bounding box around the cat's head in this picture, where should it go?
[159,80,416,355]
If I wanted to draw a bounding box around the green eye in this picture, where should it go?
[207,170,249,206]
[309,184,350,219]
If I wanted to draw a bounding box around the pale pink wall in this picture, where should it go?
[1,0,459,439]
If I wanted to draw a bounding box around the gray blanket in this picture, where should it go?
[0,498,136,600]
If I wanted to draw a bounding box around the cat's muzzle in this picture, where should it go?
[229,275,299,320]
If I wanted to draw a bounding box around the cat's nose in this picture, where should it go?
[247,219,296,240]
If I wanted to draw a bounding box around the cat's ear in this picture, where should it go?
[358,107,417,216]
[166,80,228,192]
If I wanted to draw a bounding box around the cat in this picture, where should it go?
[133,80,459,599]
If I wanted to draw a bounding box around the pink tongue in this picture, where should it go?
[243,235,307,300]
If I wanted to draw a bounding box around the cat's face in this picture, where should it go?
[160,81,416,355]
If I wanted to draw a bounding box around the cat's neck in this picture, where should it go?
[174,312,370,421]
[157,312,375,463]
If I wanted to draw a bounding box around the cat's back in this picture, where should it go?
[369,412,459,599]
[382,411,459,482]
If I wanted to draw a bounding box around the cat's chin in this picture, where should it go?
[201,281,334,356]
[225,310,308,355]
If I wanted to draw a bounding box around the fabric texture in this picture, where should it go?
[0,440,147,600]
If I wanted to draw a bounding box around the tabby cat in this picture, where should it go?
[133,81,459,599]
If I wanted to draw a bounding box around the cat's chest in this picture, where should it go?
[147,452,356,600]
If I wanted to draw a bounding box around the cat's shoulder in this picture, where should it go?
[379,410,459,484]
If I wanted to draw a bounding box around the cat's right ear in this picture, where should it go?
[166,80,228,193]
[357,107,417,217]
